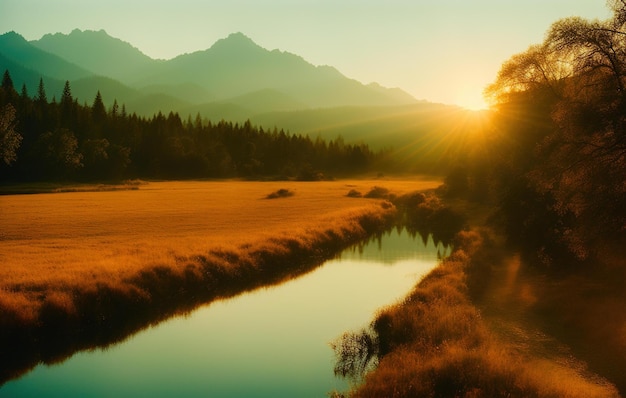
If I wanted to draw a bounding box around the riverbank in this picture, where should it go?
[0,179,438,385]
[346,200,620,397]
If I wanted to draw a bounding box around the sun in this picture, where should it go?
[457,94,489,111]
[454,85,490,111]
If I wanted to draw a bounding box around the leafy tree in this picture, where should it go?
[0,104,22,165]
[33,128,83,178]
[474,1,626,266]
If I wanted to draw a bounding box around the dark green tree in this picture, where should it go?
[35,78,47,104]
[1,70,14,92]
[92,90,106,124]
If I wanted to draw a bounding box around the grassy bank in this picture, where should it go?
[0,178,439,385]
[343,225,619,397]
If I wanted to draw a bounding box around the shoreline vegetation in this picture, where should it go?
[334,197,623,397]
[0,178,438,385]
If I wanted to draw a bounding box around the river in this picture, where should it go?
[0,228,446,397]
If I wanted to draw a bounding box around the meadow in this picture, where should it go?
[0,177,439,383]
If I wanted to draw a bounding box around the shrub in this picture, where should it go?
[265,188,294,199]
[364,186,391,199]
[346,189,362,198]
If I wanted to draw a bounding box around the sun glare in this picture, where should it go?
[458,96,489,111]
[454,86,490,111]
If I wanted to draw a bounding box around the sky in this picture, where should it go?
[0,0,613,110]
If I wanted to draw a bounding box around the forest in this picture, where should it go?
[0,75,383,183]
[444,1,626,271]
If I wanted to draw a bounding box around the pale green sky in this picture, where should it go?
[0,0,612,109]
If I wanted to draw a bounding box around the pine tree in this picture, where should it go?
[110,99,119,118]
[61,81,72,105]
[92,90,106,123]
[60,80,73,126]
[1,70,14,92]
[36,78,47,104]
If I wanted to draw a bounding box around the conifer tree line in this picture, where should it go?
[0,71,382,182]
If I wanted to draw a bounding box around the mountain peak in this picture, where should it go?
[0,31,28,44]
[69,28,109,36]
[31,29,155,83]
[210,32,262,52]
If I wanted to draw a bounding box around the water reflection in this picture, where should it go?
[342,227,449,265]
[0,229,444,398]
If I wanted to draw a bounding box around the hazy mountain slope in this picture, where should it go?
[177,89,307,122]
[367,82,422,104]
[7,29,417,115]
[0,52,66,98]
[251,104,485,149]
[222,89,308,113]
[180,102,252,123]
[138,82,215,105]
[249,103,489,172]
[31,29,159,84]
[70,76,140,106]
[0,31,92,82]
[135,32,416,108]
[125,93,192,117]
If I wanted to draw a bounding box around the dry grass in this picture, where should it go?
[347,229,620,398]
[0,177,439,383]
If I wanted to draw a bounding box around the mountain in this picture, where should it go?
[2,29,475,148]
[0,52,66,98]
[70,76,140,106]
[250,103,490,173]
[251,103,480,148]
[138,32,415,108]
[31,29,159,84]
[22,29,417,110]
[0,31,92,82]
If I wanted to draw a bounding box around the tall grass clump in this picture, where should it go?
[345,229,619,398]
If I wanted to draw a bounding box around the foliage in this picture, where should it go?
[446,2,626,269]
[0,73,384,182]
[265,188,294,199]
[0,104,22,165]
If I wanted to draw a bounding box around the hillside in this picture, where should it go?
[0,29,484,160]
[22,30,417,110]
[32,29,159,84]
[0,31,92,82]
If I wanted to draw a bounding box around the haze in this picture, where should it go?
[1,0,609,110]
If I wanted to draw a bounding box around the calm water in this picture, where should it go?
[0,229,445,398]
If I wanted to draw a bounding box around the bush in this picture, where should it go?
[265,188,294,199]
[364,186,391,199]
[346,189,362,198]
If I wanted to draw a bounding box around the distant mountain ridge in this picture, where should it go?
[32,29,159,84]
[0,29,417,115]
[0,29,486,159]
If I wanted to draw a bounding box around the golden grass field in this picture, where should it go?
[0,178,439,327]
